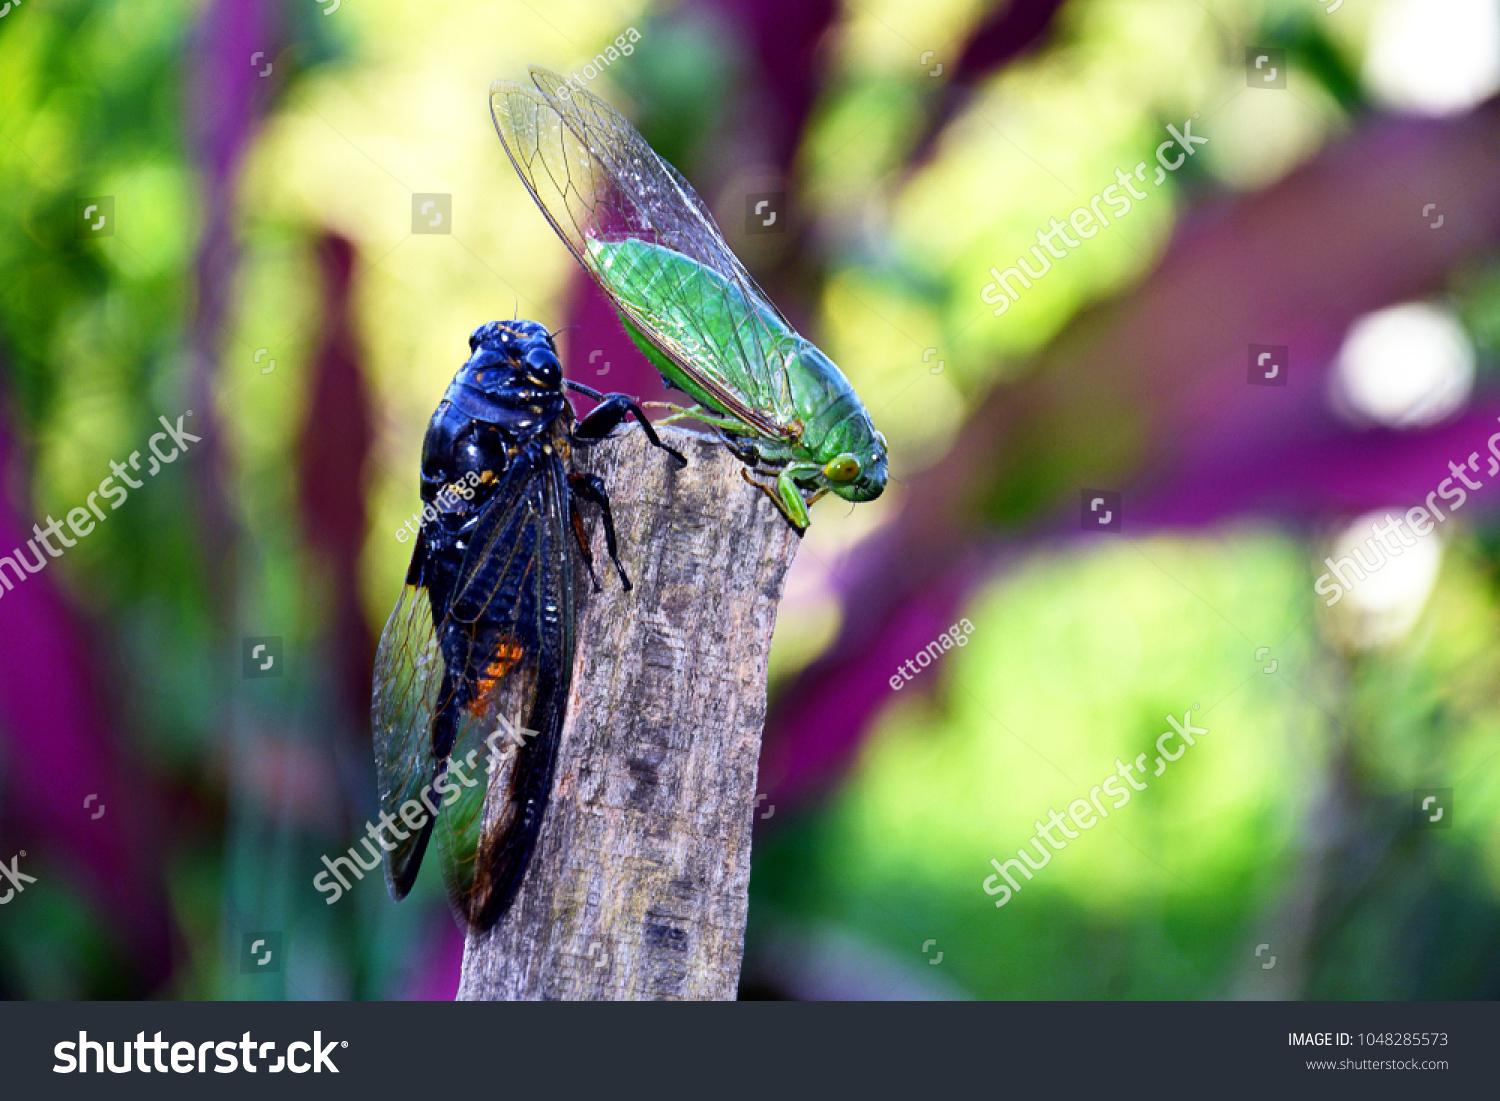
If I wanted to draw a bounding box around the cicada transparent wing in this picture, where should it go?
[490,66,798,439]
[371,579,446,897]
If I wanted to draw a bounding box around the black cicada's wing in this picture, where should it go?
[371,549,446,899]
[490,66,796,439]
[372,450,576,931]
[429,453,576,931]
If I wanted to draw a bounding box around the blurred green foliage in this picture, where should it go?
[1,0,1498,1000]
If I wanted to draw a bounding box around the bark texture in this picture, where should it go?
[457,424,799,1000]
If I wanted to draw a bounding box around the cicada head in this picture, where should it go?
[462,319,562,393]
[439,320,569,437]
[820,428,887,503]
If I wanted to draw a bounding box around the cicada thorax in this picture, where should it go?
[417,337,571,564]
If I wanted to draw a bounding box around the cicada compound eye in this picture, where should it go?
[823,454,862,483]
[524,346,562,386]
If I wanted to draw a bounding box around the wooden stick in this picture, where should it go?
[456,424,800,1000]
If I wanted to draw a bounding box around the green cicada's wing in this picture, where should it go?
[490,66,797,440]
[372,451,575,931]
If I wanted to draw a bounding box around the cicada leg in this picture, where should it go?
[570,388,686,466]
[568,471,631,591]
[740,464,820,534]
[568,499,603,593]
[643,401,747,432]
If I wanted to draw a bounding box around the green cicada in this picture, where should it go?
[490,66,887,532]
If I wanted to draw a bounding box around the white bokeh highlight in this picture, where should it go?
[1324,512,1443,649]
[1329,302,1475,428]
[1364,0,1500,115]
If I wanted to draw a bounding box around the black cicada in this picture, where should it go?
[371,319,683,931]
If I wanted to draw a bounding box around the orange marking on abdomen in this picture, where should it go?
[465,641,526,717]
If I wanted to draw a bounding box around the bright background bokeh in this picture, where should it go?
[2,0,1500,999]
